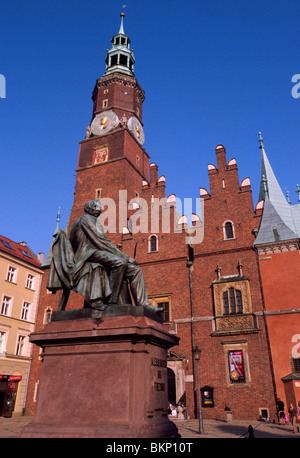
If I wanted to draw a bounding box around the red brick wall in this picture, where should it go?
[92,73,144,123]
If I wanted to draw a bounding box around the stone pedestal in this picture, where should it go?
[226,411,233,423]
[21,306,180,438]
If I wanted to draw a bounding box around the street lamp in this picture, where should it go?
[193,346,204,434]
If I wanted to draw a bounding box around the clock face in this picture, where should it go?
[90,111,119,136]
[127,116,145,145]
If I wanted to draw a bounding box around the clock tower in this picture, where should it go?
[70,13,149,236]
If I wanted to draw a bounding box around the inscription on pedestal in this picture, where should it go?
[152,357,166,390]
[151,357,167,392]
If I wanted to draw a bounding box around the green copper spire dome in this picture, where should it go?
[104,13,135,77]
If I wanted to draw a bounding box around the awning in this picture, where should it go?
[0,375,22,381]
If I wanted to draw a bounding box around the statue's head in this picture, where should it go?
[84,200,102,217]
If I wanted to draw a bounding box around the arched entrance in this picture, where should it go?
[167,368,176,405]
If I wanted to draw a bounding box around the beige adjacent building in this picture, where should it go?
[0,235,43,417]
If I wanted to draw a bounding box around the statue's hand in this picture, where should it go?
[128,257,137,265]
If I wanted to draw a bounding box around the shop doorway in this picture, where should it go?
[0,391,6,414]
[0,375,21,417]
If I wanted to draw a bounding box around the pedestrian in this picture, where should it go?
[288,403,298,433]
[248,425,254,438]
[276,398,285,425]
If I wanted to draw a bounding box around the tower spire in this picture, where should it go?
[119,11,125,34]
[255,131,298,245]
[104,12,135,77]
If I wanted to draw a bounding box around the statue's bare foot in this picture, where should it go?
[91,302,107,311]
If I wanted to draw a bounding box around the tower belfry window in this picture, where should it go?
[120,54,128,66]
[111,55,118,66]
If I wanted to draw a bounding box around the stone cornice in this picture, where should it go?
[255,238,300,255]
[95,73,145,101]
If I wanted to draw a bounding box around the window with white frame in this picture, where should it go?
[16,335,26,356]
[21,302,30,321]
[1,296,12,316]
[26,274,34,289]
[0,331,6,355]
[7,266,17,283]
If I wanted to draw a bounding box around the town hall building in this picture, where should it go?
[24,14,283,422]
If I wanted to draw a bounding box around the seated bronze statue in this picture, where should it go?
[48,199,162,314]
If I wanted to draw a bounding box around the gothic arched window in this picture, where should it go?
[223,287,243,315]
[224,221,234,239]
[149,235,158,252]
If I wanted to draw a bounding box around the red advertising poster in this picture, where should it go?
[228,350,245,382]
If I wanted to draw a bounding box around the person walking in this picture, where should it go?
[276,398,286,425]
[288,403,298,433]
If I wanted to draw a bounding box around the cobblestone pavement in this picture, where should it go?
[0,415,299,439]
[173,418,300,438]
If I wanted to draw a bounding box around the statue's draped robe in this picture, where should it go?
[48,231,111,305]
[48,214,132,305]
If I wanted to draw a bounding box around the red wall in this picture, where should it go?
[258,250,300,408]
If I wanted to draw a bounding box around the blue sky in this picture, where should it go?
[0,0,299,256]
